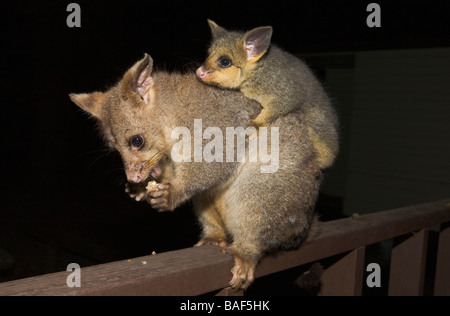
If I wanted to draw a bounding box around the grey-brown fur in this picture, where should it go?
[198,21,339,169]
[70,54,322,289]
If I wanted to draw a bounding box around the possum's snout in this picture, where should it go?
[196,65,213,80]
[125,162,147,183]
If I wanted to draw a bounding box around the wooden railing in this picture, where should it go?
[0,199,449,296]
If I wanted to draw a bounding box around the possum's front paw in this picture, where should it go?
[125,182,148,202]
[148,183,172,211]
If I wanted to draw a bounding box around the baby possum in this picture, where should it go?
[197,20,339,169]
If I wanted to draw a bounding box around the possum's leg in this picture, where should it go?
[250,97,296,128]
[193,193,228,248]
[251,108,275,127]
[223,201,266,289]
[223,114,321,290]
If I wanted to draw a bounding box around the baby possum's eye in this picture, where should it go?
[217,56,232,68]
[130,135,145,150]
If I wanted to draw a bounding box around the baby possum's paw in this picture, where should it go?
[147,183,172,211]
[125,182,148,202]
[250,118,265,128]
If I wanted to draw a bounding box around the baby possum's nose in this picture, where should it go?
[196,65,211,79]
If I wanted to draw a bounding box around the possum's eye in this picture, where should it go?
[217,56,232,68]
[130,135,145,149]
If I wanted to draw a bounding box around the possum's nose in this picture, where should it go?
[126,163,146,183]
[196,66,211,79]
[127,173,143,183]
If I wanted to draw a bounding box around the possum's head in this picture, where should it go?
[196,20,272,89]
[70,54,171,185]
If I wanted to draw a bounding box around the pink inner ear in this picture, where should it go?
[137,86,145,96]
[137,69,153,97]
[245,44,256,60]
[142,76,153,86]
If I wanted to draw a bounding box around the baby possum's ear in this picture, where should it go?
[207,19,227,38]
[132,53,154,105]
[243,26,273,62]
[69,92,105,119]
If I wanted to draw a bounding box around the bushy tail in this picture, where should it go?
[306,104,339,170]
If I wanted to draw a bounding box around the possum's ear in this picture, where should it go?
[243,26,273,62]
[207,19,227,38]
[69,92,105,118]
[132,53,154,105]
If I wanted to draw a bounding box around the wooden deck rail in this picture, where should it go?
[0,199,449,296]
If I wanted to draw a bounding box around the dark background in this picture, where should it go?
[0,0,449,290]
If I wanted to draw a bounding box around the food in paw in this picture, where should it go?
[146,180,159,192]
